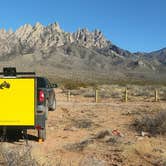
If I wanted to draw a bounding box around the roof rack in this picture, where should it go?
[0,67,36,76]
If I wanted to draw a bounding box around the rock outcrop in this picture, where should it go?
[0,22,111,58]
[0,22,165,83]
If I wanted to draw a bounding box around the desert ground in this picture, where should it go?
[1,86,166,166]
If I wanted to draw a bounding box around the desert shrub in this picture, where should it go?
[92,130,110,139]
[131,89,152,97]
[133,111,166,135]
[63,80,88,90]
[99,91,111,98]
[83,90,95,98]
[111,92,122,98]
[79,156,105,166]
[0,145,39,166]
[127,85,152,97]
[159,88,166,100]
[64,138,93,152]
[72,119,93,129]
[70,90,85,96]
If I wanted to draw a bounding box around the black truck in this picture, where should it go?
[36,76,57,140]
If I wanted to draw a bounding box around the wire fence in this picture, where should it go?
[56,85,166,103]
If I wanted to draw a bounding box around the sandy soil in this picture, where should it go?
[1,88,166,166]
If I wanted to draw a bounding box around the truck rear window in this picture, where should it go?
[37,77,46,88]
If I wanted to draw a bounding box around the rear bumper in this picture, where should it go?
[37,105,45,113]
[35,104,47,129]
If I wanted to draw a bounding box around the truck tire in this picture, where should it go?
[49,98,56,111]
[38,128,46,141]
[45,100,49,120]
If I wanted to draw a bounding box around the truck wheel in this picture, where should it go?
[38,128,46,141]
[50,98,56,111]
[45,100,49,120]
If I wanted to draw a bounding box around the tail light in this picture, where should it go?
[35,125,42,130]
[39,90,44,102]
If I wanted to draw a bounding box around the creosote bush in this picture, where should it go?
[63,80,88,90]
[133,111,166,135]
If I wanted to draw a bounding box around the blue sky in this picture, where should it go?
[0,0,165,52]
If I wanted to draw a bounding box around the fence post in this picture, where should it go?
[67,90,71,101]
[95,89,98,103]
[124,88,128,102]
[155,89,158,102]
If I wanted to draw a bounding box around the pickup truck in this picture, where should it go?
[36,76,57,140]
[0,67,57,141]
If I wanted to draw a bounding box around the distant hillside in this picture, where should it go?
[0,22,165,84]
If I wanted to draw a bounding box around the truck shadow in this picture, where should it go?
[0,130,38,143]
[27,134,38,142]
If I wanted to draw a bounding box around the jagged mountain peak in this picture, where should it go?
[14,22,111,52]
[0,22,165,82]
[0,22,113,59]
[0,28,14,37]
[47,22,62,32]
[33,22,44,32]
[73,27,108,48]
[34,22,43,27]
[0,29,7,34]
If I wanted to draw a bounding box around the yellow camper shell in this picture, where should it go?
[0,78,35,126]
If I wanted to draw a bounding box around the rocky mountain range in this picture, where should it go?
[0,22,165,84]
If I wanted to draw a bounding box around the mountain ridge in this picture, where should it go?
[0,22,165,83]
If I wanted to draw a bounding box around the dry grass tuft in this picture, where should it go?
[92,130,110,139]
[72,119,93,129]
[79,156,105,166]
[133,110,166,135]
[64,129,122,152]
[64,138,94,152]
[0,144,39,166]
